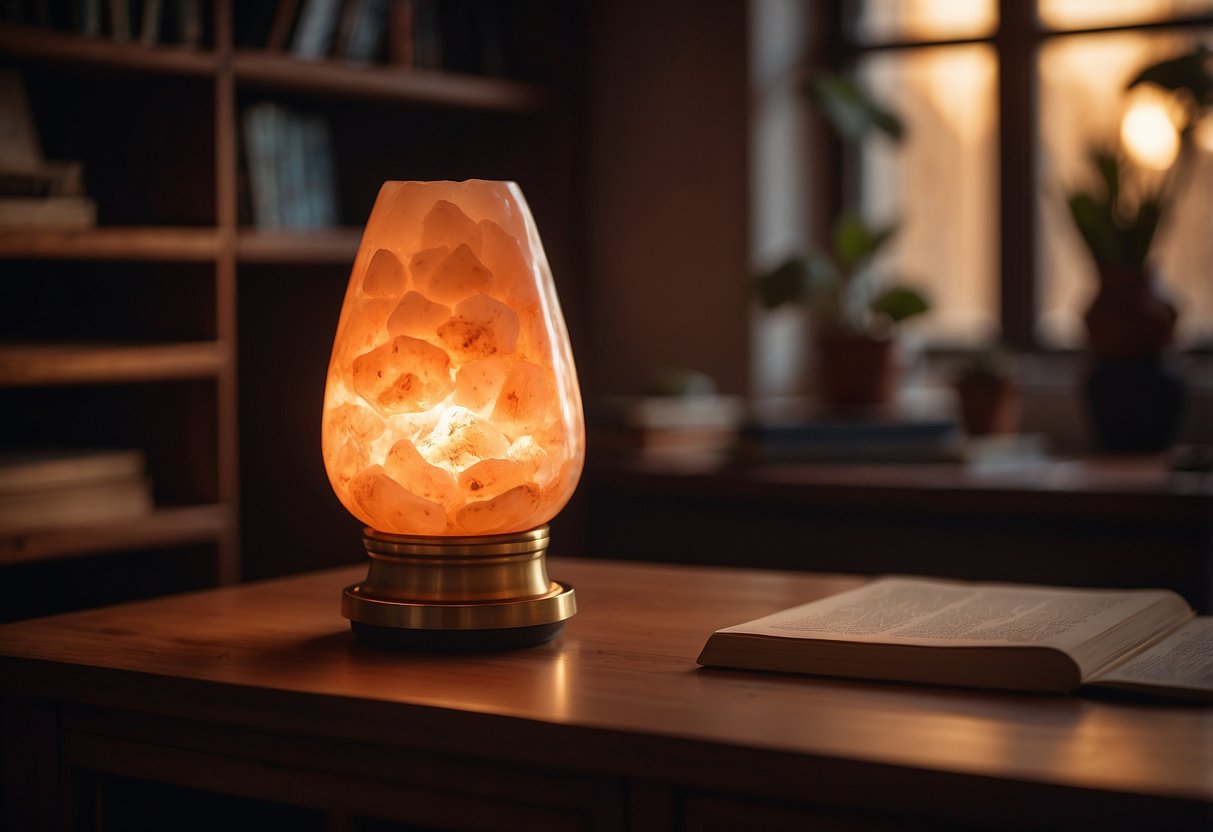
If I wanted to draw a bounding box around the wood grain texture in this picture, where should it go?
[0,557,1209,827]
[0,227,220,261]
[0,341,228,386]
[236,228,361,264]
[0,21,219,76]
[232,49,548,111]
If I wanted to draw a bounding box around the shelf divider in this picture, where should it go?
[0,21,219,76]
[233,49,548,112]
[0,341,229,387]
[0,227,220,262]
[236,227,362,264]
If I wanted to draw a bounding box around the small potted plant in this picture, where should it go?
[952,345,1020,437]
[756,72,930,408]
[1065,46,1209,451]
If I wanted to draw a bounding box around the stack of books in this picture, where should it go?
[0,449,153,533]
[590,394,745,460]
[737,418,965,464]
[0,71,95,230]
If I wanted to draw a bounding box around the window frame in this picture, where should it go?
[827,0,1213,352]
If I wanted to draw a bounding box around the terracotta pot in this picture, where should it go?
[1083,265,1176,360]
[815,334,896,407]
[954,377,1020,437]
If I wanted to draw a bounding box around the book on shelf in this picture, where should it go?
[0,70,94,228]
[336,0,390,65]
[291,0,341,60]
[737,418,964,464]
[265,0,301,50]
[242,101,338,230]
[0,159,84,197]
[386,0,416,66]
[108,0,130,41]
[698,575,1212,701]
[412,0,441,69]
[0,69,44,172]
[0,194,96,228]
[139,0,164,47]
[0,448,153,533]
[590,394,744,458]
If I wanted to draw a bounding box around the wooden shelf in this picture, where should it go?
[236,227,361,264]
[0,341,228,387]
[2,3,576,611]
[233,49,548,112]
[0,21,218,77]
[0,227,220,261]
[0,504,231,566]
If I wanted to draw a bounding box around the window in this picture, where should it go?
[837,0,1213,350]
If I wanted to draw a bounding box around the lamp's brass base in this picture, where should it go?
[342,525,576,651]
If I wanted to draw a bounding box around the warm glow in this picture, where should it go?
[855,0,996,42]
[1196,115,1213,152]
[1039,0,1212,30]
[860,45,999,345]
[1121,94,1182,170]
[321,180,584,536]
[1036,29,1213,347]
[900,0,996,38]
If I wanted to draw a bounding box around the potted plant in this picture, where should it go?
[952,345,1020,437]
[1065,46,1210,451]
[756,73,929,408]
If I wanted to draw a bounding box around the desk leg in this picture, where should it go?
[1,694,64,832]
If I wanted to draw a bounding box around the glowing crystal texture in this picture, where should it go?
[322,181,584,536]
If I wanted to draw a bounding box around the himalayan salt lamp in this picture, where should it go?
[323,181,583,650]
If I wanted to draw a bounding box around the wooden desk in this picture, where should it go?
[2,559,1210,830]
[580,457,1213,612]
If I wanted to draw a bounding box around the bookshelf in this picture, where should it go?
[0,1,579,614]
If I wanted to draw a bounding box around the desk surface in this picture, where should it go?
[2,558,1211,828]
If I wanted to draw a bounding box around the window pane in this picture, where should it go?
[849,0,998,44]
[1039,0,1213,31]
[1037,29,1213,348]
[859,45,999,346]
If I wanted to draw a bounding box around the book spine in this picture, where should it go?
[291,0,341,60]
[242,103,280,228]
[386,0,415,67]
[345,0,389,65]
[139,0,162,46]
[278,107,305,228]
[0,196,97,228]
[301,112,338,228]
[266,0,301,50]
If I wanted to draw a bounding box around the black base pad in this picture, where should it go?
[350,620,564,652]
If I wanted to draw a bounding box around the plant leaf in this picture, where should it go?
[870,286,930,323]
[1093,148,1119,207]
[754,257,812,309]
[833,214,899,271]
[805,73,905,142]
[1068,192,1124,267]
[1128,196,1164,268]
[1128,45,1213,106]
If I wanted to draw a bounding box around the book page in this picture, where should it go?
[1089,618,1213,695]
[721,577,1179,651]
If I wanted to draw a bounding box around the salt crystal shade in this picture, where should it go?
[322,181,584,536]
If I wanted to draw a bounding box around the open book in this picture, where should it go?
[697,576,1212,700]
